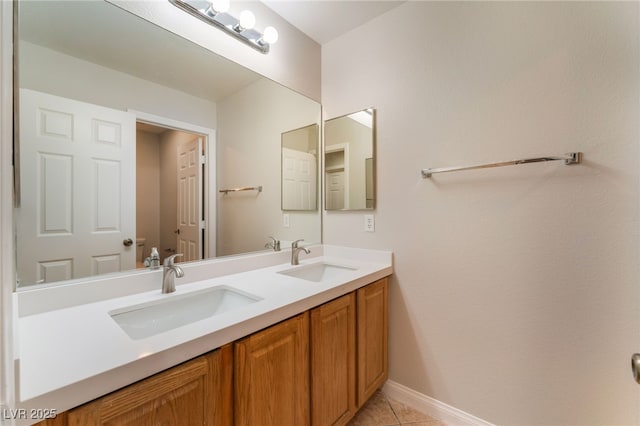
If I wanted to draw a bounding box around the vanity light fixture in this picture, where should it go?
[169,0,278,54]
[236,10,256,31]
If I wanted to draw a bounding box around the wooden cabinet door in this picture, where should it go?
[210,344,234,426]
[67,345,232,426]
[234,312,310,426]
[310,293,357,426]
[357,278,389,406]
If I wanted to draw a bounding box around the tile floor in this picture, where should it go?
[348,390,446,426]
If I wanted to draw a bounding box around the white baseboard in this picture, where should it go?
[382,380,494,426]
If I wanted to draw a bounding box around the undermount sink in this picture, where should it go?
[278,262,357,283]
[110,286,262,340]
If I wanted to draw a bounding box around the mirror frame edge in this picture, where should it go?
[370,108,377,210]
[1,0,16,409]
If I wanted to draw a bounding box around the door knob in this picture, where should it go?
[174,229,180,235]
[632,354,640,384]
[123,238,133,247]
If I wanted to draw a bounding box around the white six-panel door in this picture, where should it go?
[176,137,202,263]
[326,171,345,210]
[16,89,136,285]
[282,147,316,210]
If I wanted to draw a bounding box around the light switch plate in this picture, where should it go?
[364,214,375,232]
[283,213,290,228]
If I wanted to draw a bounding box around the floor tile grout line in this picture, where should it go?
[381,395,399,425]
[383,391,403,424]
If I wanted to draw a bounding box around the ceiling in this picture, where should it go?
[262,1,405,45]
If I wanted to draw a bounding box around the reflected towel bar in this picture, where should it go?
[219,186,263,194]
[421,152,582,178]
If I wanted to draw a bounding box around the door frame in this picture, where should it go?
[130,110,216,259]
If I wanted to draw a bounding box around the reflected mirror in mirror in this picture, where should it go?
[281,124,319,211]
[14,1,321,288]
[324,108,376,210]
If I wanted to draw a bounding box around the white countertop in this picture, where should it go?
[14,245,392,421]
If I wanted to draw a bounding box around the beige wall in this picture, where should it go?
[322,2,639,424]
[282,124,317,153]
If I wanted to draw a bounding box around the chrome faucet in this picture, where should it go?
[291,239,310,265]
[265,236,281,252]
[162,253,184,294]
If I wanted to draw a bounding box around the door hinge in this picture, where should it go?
[199,155,206,165]
[200,220,206,229]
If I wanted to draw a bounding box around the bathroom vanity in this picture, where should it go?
[15,246,391,426]
[6,2,390,425]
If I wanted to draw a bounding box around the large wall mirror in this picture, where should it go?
[14,0,321,288]
[324,108,376,210]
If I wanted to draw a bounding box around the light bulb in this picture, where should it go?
[262,26,278,44]
[209,0,229,14]
[239,10,256,30]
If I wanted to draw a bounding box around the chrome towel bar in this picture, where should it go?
[421,152,582,178]
[219,186,263,194]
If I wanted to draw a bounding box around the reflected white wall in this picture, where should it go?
[217,78,321,256]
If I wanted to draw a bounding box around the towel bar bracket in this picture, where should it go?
[563,152,582,165]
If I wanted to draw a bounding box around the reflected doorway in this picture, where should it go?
[136,122,206,265]
[324,144,349,210]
